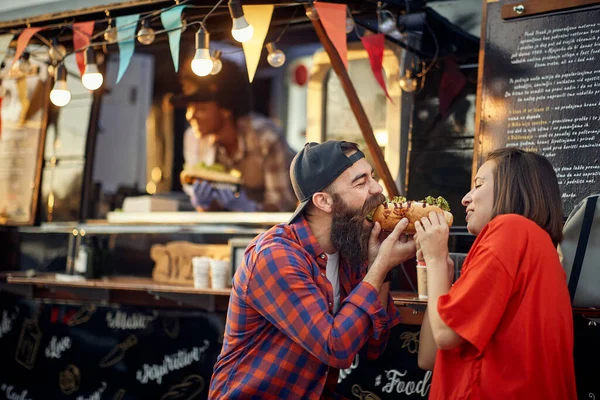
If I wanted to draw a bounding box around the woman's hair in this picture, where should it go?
[487,147,564,245]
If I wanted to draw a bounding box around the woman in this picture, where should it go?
[415,148,576,399]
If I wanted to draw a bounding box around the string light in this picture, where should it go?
[81,47,103,91]
[266,43,285,68]
[399,69,418,93]
[210,49,223,75]
[346,17,355,34]
[191,27,213,76]
[50,63,71,107]
[104,19,118,43]
[49,39,67,62]
[305,5,319,20]
[137,19,156,45]
[228,0,254,43]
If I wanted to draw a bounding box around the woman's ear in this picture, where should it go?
[311,192,334,214]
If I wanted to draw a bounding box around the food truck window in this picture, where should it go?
[306,43,403,193]
[324,58,388,151]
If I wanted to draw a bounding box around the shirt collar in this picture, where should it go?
[290,214,327,260]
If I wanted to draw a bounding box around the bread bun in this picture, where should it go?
[371,201,453,234]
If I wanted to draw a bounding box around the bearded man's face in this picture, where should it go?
[329,192,386,265]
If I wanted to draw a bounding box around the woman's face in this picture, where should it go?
[462,160,496,236]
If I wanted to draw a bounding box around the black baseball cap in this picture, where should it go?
[289,140,365,223]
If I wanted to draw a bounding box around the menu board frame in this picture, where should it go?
[0,77,50,226]
[474,0,600,215]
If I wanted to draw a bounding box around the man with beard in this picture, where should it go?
[209,141,415,399]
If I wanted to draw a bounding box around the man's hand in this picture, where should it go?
[367,221,383,268]
[372,218,416,272]
[213,188,258,212]
[191,180,215,210]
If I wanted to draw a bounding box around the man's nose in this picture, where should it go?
[369,179,384,195]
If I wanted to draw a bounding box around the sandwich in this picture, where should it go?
[368,196,453,234]
[180,162,243,191]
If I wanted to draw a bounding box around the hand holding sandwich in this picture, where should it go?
[364,218,416,290]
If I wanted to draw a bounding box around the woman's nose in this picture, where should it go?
[461,191,472,207]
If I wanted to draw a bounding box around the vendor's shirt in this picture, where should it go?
[208,214,402,399]
[183,113,297,212]
[430,214,577,400]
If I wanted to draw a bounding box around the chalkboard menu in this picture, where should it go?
[477,1,600,214]
[0,296,222,399]
[336,324,431,399]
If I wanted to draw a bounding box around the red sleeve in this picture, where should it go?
[437,245,514,355]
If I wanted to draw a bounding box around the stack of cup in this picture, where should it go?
[416,261,428,300]
[210,259,231,289]
[192,257,211,289]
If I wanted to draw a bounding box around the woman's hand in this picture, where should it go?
[414,211,450,266]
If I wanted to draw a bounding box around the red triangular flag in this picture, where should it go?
[361,33,392,103]
[14,28,43,62]
[439,57,467,119]
[73,21,95,76]
[314,2,347,69]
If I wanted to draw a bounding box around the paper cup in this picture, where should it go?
[193,257,211,289]
[416,262,428,300]
[210,259,231,289]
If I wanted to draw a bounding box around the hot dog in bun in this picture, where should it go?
[368,196,453,234]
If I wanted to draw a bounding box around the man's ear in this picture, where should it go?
[311,192,334,214]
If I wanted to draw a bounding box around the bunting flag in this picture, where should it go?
[160,5,185,72]
[313,2,347,69]
[15,28,43,62]
[439,57,466,119]
[0,34,14,65]
[361,33,392,102]
[241,4,274,83]
[73,21,95,76]
[116,14,140,83]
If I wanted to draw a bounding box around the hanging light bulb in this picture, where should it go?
[104,19,118,43]
[228,0,254,43]
[49,39,67,63]
[210,49,223,75]
[379,10,402,39]
[399,69,418,93]
[137,19,156,45]
[81,48,103,91]
[346,16,355,34]
[50,63,71,107]
[191,28,214,77]
[266,43,286,68]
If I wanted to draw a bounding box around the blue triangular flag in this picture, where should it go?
[160,5,185,72]
[116,14,140,83]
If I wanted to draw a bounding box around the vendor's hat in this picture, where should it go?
[289,140,365,223]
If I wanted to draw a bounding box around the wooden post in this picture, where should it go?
[306,5,399,197]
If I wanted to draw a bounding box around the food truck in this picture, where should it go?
[0,0,597,398]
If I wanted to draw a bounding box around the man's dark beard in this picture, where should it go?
[330,192,386,265]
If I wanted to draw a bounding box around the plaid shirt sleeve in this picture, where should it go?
[363,291,402,360]
[245,243,391,369]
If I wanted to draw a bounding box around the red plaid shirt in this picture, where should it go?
[209,215,402,399]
